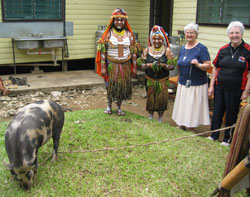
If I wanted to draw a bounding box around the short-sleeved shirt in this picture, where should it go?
[213,41,250,90]
[177,43,210,86]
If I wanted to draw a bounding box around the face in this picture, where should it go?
[11,169,34,190]
[185,29,197,42]
[152,36,163,48]
[114,17,125,31]
[228,26,242,47]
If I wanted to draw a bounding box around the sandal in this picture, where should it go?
[104,107,112,115]
[117,109,125,116]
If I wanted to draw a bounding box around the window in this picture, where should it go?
[2,0,64,21]
[196,0,250,26]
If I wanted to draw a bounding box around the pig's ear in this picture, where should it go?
[3,161,13,170]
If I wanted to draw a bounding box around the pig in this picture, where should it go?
[4,100,64,190]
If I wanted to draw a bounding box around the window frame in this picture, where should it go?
[1,0,65,22]
[196,0,250,27]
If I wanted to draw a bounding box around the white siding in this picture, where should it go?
[0,0,150,65]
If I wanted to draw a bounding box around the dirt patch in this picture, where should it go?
[0,85,211,135]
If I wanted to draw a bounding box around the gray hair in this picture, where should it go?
[227,21,245,35]
[184,23,199,35]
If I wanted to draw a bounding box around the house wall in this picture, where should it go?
[0,0,150,65]
[66,0,150,60]
[172,0,250,61]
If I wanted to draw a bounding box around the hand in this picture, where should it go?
[190,59,199,67]
[101,67,107,77]
[131,68,137,78]
[166,64,174,70]
[147,63,152,68]
[208,86,214,97]
[241,90,249,101]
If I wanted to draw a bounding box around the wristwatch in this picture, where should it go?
[245,90,250,94]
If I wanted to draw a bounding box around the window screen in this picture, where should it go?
[197,0,250,26]
[2,0,63,21]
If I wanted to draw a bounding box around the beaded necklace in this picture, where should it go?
[154,46,162,51]
[148,45,166,59]
[112,28,125,37]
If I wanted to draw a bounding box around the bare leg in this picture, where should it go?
[104,99,112,115]
[148,111,154,120]
[158,111,164,123]
[117,101,125,116]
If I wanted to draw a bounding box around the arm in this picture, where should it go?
[160,47,175,70]
[241,71,250,100]
[191,45,211,71]
[208,66,219,97]
[100,52,107,77]
[100,31,111,77]
[131,52,137,77]
[141,48,152,69]
[166,47,174,60]
[190,59,211,72]
[128,32,137,77]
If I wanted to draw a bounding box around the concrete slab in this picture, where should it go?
[1,70,144,94]
[2,70,105,94]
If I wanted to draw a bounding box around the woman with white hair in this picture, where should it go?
[172,23,211,130]
[208,21,250,146]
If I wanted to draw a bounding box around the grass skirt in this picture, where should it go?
[146,76,168,112]
[107,61,132,103]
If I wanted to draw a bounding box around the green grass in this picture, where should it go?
[0,109,247,196]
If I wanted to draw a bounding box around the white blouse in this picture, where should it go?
[107,30,131,60]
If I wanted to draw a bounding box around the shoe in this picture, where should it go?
[178,126,186,130]
[158,117,163,123]
[221,142,230,147]
[207,136,215,141]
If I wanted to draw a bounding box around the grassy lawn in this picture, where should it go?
[0,109,247,196]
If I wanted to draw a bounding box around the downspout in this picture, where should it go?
[63,0,69,57]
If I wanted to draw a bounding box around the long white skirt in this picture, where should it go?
[172,83,210,128]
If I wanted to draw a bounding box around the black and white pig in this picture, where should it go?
[4,100,64,190]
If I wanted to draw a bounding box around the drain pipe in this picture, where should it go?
[63,0,69,57]
[27,49,57,65]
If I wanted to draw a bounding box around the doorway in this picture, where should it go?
[150,0,173,36]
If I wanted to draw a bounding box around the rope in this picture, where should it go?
[57,125,235,154]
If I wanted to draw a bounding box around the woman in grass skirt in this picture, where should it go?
[96,8,137,116]
[141,25,174,122]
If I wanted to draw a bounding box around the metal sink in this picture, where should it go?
[13,36,67,49]
[14,38,40,49]
[43,37,66,48]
